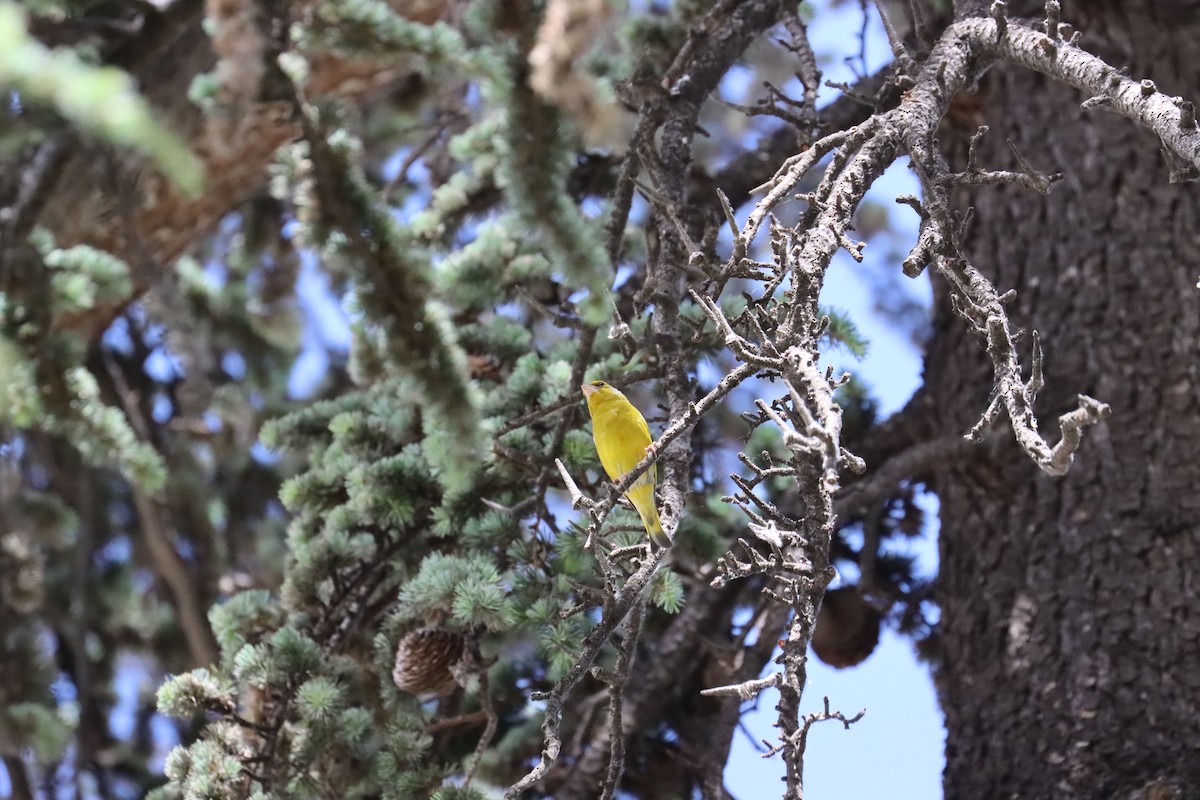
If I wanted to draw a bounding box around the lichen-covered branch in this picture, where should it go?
[672,3,1195,795]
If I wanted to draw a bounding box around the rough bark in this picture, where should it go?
[930,2,1200,796]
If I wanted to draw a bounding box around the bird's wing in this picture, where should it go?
[597,402,655,485]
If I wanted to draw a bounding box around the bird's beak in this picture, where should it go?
[580,384,596,397]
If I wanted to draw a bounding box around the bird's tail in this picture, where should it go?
[633,492,671,549]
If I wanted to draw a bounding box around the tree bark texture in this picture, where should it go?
[931,2,1200,796]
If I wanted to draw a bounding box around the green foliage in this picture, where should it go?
[675,495,743,562]
[538,359,574,407]
[337,706,374,746]
[155,669,233,718]
[399,553,518,631]
[0,334,41,427]
[650,568,686,614]
[307,130,488,494]
[430,785,490,800]
[231,642,280,688]
[459,315,535,368]
[410,165,499,240]
[270,627,323,676]
[0,352,165,489]
[43,244,133,316]
[434,219,559,331]
[550,523,598,577]
[539,617,587,681]
[560,427,599,474]
[487,53,614,326]
[0,702,72,761]
[304,0,487,71]
[12,486,77,544]
[56,367,167,490]
[821,306,870,358]
[0,2,202,191]
[523,596,559,626]
[458,508,521,550]
[0,233,166,490]
[507,353,549,405]
[162,736,246,798]
[209,589,285,660]
[296,676,347,725]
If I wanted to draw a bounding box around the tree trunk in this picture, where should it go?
[930,2,1200,796]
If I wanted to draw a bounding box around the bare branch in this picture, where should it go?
[597,599,646,800]
[836,435,984,520]
[762,696,866,764]
[701,671,782,701]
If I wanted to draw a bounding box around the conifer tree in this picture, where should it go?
[1,1,1197,799]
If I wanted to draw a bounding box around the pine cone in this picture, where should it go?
[392,628,466,696]
[811,588,881,669]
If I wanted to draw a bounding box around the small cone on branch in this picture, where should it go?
[811,587,882,669]
[392,627,466,696]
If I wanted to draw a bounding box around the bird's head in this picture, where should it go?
[581,380,625,412]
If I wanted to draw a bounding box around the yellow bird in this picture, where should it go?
[580,381,669,549]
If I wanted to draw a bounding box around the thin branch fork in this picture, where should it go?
[736,124,867,262]
[693,330,844,796]
[952,134,1062,194]
[691,289,783,368]
[897,114,1110,476]
[905,141,1112,475]
[736,8,1200,322]
[937,241,1110,476]
[694,292,851,795]
[762,696,866,760]
[712,537,810,589]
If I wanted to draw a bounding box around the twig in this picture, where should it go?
[103,355,219,666]
[423,711,488,735]
[835,435,983,519]
[701,671,782,701]
[0,134,70,249]
[463,668,499,790]
[762,696,866,761]
[597,598,646,800]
